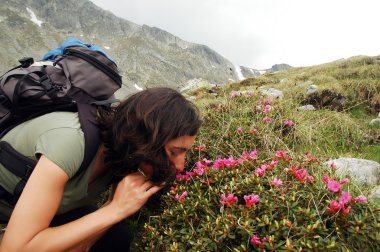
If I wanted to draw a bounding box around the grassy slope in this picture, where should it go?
[190,55,380,163]
[131,56,380,251]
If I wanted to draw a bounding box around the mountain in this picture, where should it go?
[0,0,238,97]
[236,63,293,79]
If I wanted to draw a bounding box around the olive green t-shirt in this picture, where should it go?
[0,112,112,222]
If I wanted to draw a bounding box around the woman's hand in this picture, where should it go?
[109,172,165,218]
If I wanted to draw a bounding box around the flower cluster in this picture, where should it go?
[323,174,367,217]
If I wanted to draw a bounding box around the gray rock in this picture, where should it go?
[298,105,316,111]
[370,185,380,199]
[306,85,318,95]
[324,158,380,185]
[370,118,380,127]
[259,87,284,99]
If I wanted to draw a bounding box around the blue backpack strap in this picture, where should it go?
[42,37,114,62]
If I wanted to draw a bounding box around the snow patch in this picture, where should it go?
[259,70,266,75]
[211,65,216,68]
[235,65,244,81]
[134,83,143,91]
[80,34,84,37]
[104,46,111,50]
[26,8,43,27]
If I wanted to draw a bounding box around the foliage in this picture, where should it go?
[133,56,380,251]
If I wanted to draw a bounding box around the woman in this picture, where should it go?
[0,87,202,251]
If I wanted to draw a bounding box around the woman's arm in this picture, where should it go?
[0,155,163,252]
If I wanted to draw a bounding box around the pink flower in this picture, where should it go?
[246,90,255,96]
[284,120,294,127]
[225,156,239,168]
[230,91,241,98]
[244,194,260,208]
[254,167,266,176]
[251,234,264,248]
[271,177,283,186]
[175,171,196,181]
[262,104,271,112]
[269,160,279,169]
[330,162,337,171]
[263,117,273,123]
[323,174,349,193]
[220,193,238,206]
[274,150,290,161]
[327,180,342,192]
[354,195,367,203]
[212,159,225,169]
[241,150,257,162]
[304,152,316,164]
[326,200,351,217]
[339,191,352,204]
[212,157,239,169]
[236,127,243,135]
[200,179,211,186]
[194,144,206,151]
[295,169,307,183]
[340,178,350,185]
[342,205,351,217]
[326,200,341,214]
[307,175,315,183]
[194,166,205,176]
[260,98,272,105]
[175,191,188,201]
[251,128,258,135]
[203,159,212,166]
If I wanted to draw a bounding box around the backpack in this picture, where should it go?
[0,38,122,207]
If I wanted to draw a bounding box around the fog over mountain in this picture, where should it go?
[0,0,260,97]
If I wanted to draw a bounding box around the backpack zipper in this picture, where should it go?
[64,48,122,87]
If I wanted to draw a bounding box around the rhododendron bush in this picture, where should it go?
[136,91,379,251]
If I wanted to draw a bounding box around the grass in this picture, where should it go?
[131,55,380,251]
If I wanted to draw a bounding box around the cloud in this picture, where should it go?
[90,0,380,69]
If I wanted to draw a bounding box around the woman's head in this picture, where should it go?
[99,87,202,183]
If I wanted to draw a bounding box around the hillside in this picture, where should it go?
[133,55,380,251]
[0,0,238,97]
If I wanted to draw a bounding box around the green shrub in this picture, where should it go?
[139,149,379,251]
[134,91,379,251]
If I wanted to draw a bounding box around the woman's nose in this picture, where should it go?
[174,156,186,172]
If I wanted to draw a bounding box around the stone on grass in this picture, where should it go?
[298,104,316,111]
[306,85,318,95]
[259,87,284,99]
[324,158,380,186]
[370,118,380,127]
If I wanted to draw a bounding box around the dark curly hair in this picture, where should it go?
[97,87,202,184]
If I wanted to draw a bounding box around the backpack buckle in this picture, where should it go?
[18,57,34,68]
[39,75,53,91]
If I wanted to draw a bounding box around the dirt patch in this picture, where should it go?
[301,89,347,111]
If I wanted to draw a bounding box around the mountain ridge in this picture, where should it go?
[0,0,240,97]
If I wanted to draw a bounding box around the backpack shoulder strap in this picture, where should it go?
[74,103,101,178]
[0,104,101,206]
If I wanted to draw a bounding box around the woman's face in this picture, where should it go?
[138,135,196,178]
[164,135,196,172]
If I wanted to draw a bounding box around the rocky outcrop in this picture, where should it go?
[324,158,380,199]
[0,0,238,97]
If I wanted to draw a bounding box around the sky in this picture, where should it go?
[90,0,380,69]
